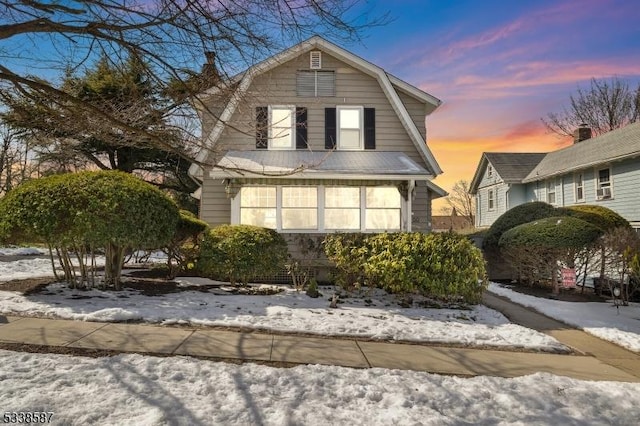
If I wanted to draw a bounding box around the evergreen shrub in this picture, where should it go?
[198,224,288,285]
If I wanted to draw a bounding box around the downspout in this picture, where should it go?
[407,179,414,232]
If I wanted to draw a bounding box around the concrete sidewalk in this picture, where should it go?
[482,292,640,380]
[1,313,638,382]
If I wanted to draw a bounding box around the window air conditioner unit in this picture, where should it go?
[596,187,612,199]
[310,51,322,69]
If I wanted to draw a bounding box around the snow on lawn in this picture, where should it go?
[0,258,54,280]
[0,247,46,256]
[489,282,640,353]
[0,278,567,352]
[1,350,639,425]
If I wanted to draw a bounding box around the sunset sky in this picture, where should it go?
[347,0,640,211]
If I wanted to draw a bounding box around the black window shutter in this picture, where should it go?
[296,107,308,149]
[256,106,268,149]
[325,107,336,149]
[364,108,376,150]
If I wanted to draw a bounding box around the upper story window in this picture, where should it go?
[269,106,295,149]
[596,167,612,200]
[337,106,363,150]
[488,189,495,211]
[547,179,557,205]
[487,164,493,178]
[574,172,585,202]
[297,70,335,97]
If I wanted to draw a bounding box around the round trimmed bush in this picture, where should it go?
[484,202,557,249]
[563,205,629,231]
[499,216,603,250]
[198,224,288,285]
[0,170,180,288]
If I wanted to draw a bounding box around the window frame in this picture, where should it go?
[234,185,402,232]
[487,164,493,178]
[547,179,557,205]
[574,172,585,203]
[488,189,495,211]
[595,167,613,200]
[337,106,364,150]
[268,105,296,150]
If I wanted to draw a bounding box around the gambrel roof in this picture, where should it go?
[523,121,640,182]
[189,35,443,179]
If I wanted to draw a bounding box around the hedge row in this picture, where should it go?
[325,232,487,304]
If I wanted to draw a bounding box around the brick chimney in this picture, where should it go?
[573,124,592,144]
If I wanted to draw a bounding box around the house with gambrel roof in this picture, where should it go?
[470,122,640,230]
[190,36,446,235]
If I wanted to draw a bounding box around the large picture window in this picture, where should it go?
[240,187,276,228]
[325,187,360,230]
[365,187,401,230]
[337,107,363,150]
[282,187,317,229]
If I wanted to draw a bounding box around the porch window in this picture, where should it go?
[236,185,402,232]
[337,106,363,150]
[574,173,585,202]
[365,187,401,230]
[240,187,276,228]
[269,106,295,149]
[325,187,360,230]
[282,187,317,230]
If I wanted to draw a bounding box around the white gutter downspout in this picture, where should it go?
[407,179,415,232]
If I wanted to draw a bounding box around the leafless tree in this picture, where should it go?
[0,123,34,194]
[544,77,640,138]
[0,0,385,168]
[445,180,475,226]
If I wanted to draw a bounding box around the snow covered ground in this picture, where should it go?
[1,350,639,425]
[489,282,640,353]
[0,280,567,352]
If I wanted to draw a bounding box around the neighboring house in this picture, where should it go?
[470,122,640,230]
[431,209,474,233]
[189,36,446,239]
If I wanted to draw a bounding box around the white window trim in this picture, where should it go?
[547,179,557,205]
[487,188,495,211]
[268,105,296,150]
[232,185,404,233]
[595,166,614,200]
[337,106,364,151]
[574,172,585,203]
[487,164,493,178]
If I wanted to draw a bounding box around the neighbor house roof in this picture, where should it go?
[470,152,547,193]
[523,121,640,182]
[190,35,443,179]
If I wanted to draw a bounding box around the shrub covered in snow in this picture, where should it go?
[197,224,288,285]
[483,202,557,249]
[0,171,179,289]
[324,232,487,304]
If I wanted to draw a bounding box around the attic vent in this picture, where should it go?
[310,51,322,69]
